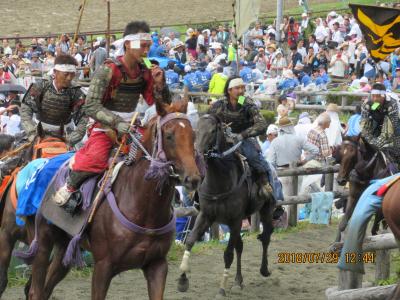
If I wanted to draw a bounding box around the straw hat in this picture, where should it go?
[266,43,276,51]
[277,116,293,127]
[326,103,340,113]
[173,41,185,50]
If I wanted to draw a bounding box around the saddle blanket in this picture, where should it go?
[337,173,399,274]
[16,152,74,226]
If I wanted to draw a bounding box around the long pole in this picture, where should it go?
[276,0,283,45]
[232,0,240,76]
[71,0,87,52]
[106,0,111,57]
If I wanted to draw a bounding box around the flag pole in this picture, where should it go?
[232,0,240,76]
[106,0,111,58]
[71,0,87,53]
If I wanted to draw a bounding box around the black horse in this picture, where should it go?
[177,114,275,297]
[335,136,393,243]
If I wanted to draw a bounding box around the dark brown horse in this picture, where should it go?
[382,181,400,300]
[335,136,393,242]
[177,114,275,297]
[25,99,201,300]
[0,133,69,298]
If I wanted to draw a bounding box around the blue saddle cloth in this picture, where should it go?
[15,152,74,226]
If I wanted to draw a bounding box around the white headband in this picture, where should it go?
[228,78,245,89]
[54,64,77,73]
[370,89,386,95]
[115,33,152,55]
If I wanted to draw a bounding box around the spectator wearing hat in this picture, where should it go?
[173,41,187,65]
[265,44,276,71]
[29,52,43,74]
[261,124,279,157]
[185,29,198,59]
[211,43,226,64]
[329,45,348,78]
[324,103,344,147]
[267,116,318,168]
[358,76,371,92]
[278,94,295,113]
[307,112,332,162]
[300,12,315,45]
[270,49,287,77]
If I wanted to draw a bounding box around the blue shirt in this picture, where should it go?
[300,73,312,87]
[165,70,179,88]
[195,70,212,90]
[315,73,330,86]
[240,67,253,83]
[346,114,361,137]
[183,73,202,92]
[278,78,299,90]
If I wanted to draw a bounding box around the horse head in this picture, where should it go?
[196,114,228,157]
[337,135,360,186]
[144,98,201,191]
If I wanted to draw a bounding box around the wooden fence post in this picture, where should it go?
[288,162,298,227]
[338,269,363,290]
[375,249,391,283]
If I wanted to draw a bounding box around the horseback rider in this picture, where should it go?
[208,76,279,200]
[53,21,171,206]
[20,54,87,147]
[360,82,400,166]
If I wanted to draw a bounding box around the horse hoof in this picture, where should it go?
[260,267,271,277]
[230,284,243,294]
[177,274,189,292]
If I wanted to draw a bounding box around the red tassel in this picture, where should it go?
[376,185,388,197]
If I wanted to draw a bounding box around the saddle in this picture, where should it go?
[32,137,68,160]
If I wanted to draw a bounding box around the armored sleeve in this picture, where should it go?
[241,104,267,138]
[366,101,399,149]
[20,81,44,136]
[67,88,88,146]
[83,65,124,128]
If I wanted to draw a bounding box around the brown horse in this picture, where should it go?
[382,181,400,300]
[335,136,394,243]
[25,99,201,300]
[0,134,69,298]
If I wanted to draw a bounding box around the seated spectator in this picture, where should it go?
[262,124,279,157]
[195,61,212,91]
[239,61,253,84]
[314,65,330,86]
[253,47,268,73]
[293,63,312,87]
[165,61,180,89]
[278,69,299,90]
[270,49,287,77]
[357,76,371,92]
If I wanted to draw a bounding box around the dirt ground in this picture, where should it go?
[0,0,337,37]
[2,222,378,300]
